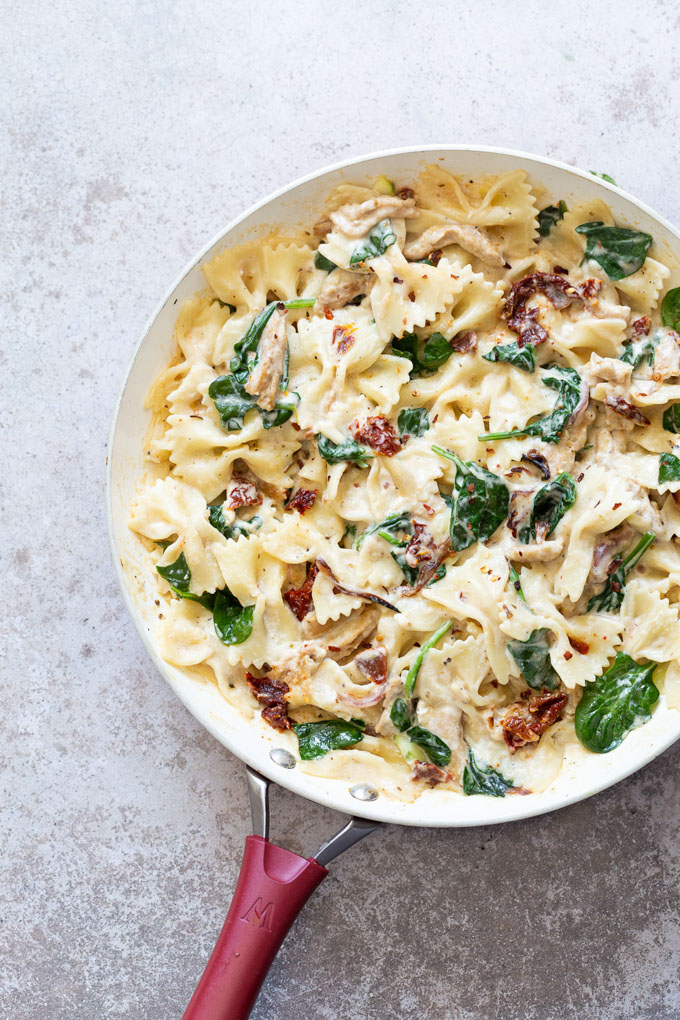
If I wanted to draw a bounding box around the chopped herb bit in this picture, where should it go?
[537,200,567,237]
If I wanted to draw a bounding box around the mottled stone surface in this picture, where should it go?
[3,1,680,1017]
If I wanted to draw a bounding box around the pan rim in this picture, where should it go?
[106,144,680,827]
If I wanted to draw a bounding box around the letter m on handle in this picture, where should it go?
[241,897,274,931]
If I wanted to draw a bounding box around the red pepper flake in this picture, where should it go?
[324,307,334,321]
[422,503,435,516]
[408,290,416,302]
[612,502,621,510]
[287,488,318,514]
[349,415,402,456]
[393,276,403,284]
[568,636,590,655]
[564,650,573,660]
[397,186,415,200]
[577,472,584,482]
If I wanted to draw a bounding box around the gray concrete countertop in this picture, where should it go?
[3,1,680,1017]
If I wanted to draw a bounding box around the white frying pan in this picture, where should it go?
[107,146,680,1018]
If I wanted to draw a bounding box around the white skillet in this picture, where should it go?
[107,146,680,1017]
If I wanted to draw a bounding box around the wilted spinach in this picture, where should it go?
[398,406,430,437]
[317,434,372,468]
[208,506,262,541]
[432,446,510,551]
[483,340,536,373]
[575,221,652,280]
[587,531,655,613]
[156,553,215,610]
[356,511,412,550]
[314,251,337,272]
[389,699,451,767]
[481,364,583,444]
[661,287,680,331]
[404,621,452,698]
[620,331,659,369]
[519,473,577,543]
[574,652,659,753]
[407,725,451,767]
[663,405,680,433]
[293,718,365,760]
[392,331,454,377]
[659,452,680,484]
[209,373,298,431]
[507,628,559,691]
[350,219,396,265]
[462,749,515,797]
[213,588,254,645]
[537,200,567,237]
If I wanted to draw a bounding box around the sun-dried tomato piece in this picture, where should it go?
[411,761,452,786]
[283,564,319,621]
[568,636,590,655]
[332,323,357,356]
[349,415,402,456]
[504,272,591,343]
[287,488,318,514]
[355,646,388,684]
[605,395,650,425]
[227,474,262,509]
[449,330,477,353]
[246,672,291,731]
[501,690,568,750]
[632,316,651,337]
[404,522,438,572]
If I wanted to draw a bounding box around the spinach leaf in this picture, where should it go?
[406,725,451,767]
[209,373,299,431]
[293,719,365,760]
[620,331,659,369]
[157,552,191,591]
[508,564,526,602]
[507,628,559,691]
[575,221,652,281]
[404,621,452,698]
[537,200,567,237]
[519,473,577,543]
[587,531,655,613]
[214,298,237,313]
[390,697,412,732]
[659,452,680,483]
[661,287,680,331]
[483,340,536,373]
[318,434,372,468]
[356,511,412,550]
[433,446,510,551]
[392,332,453,377]
[213,588,254,645]
[590,171,617,185]
[314,251,336,272]
[350,219,396,265]
[482,364,583,444]
[663,405,680,433]
[156,553,215,609]
[462,749,515,797]
[208,506,262,540]
[574,652,659,753]
[398,406,430,437]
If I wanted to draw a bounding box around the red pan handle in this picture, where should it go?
[183,835,328,1020]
